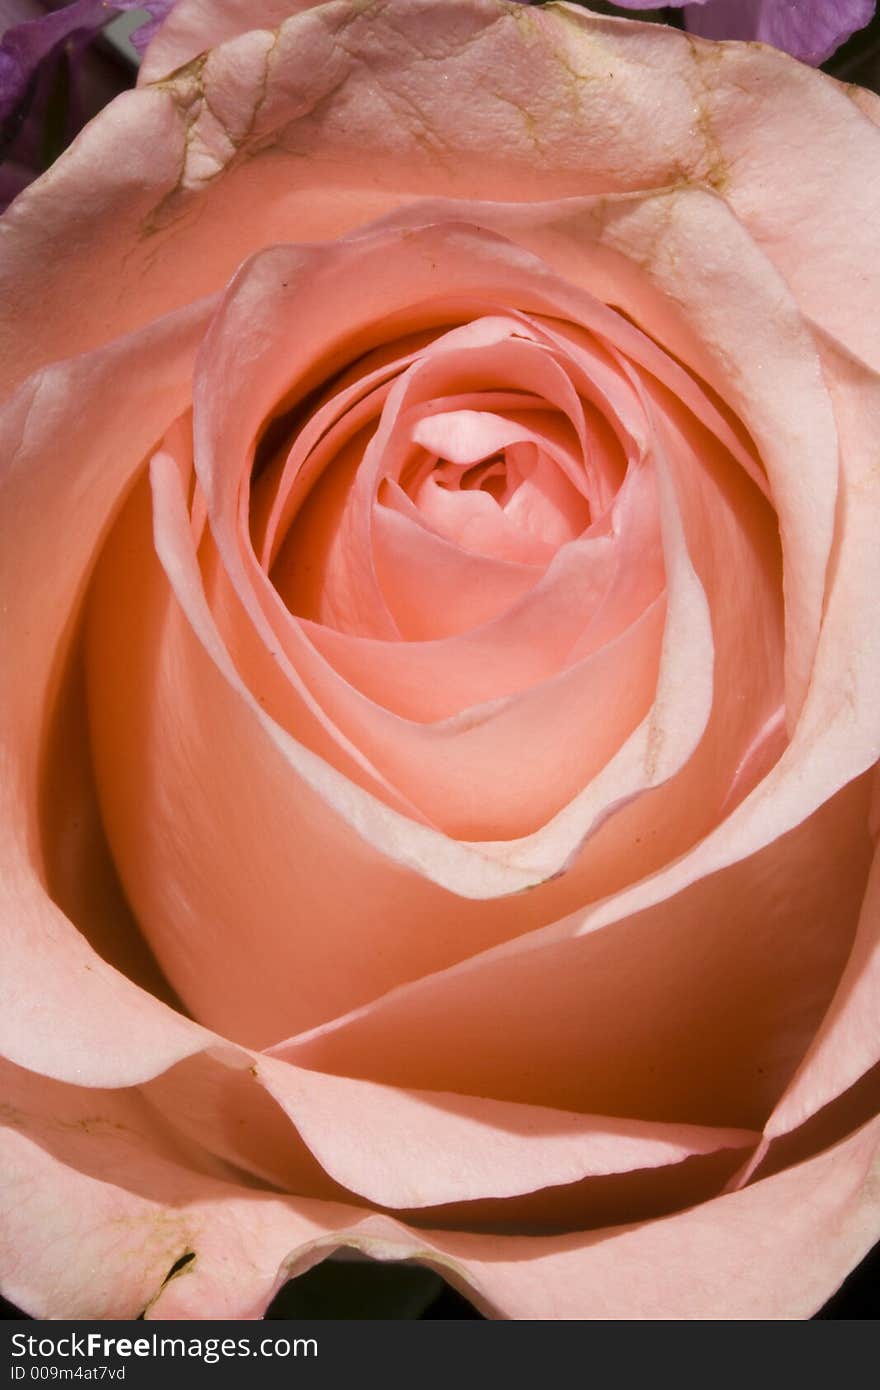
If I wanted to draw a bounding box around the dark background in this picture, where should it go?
[0,1237,878,1319]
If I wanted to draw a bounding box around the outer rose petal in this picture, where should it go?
[752,342,880,1143]
[2,1056,878,1320]
[139,0,322,82]
[0,1059,367,1320]
[142,1050,757,1222]
[395,1114,880,1321]
[3,2,880,390]
[0,302,217,1085]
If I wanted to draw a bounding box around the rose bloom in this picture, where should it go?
[1,0,879,1321]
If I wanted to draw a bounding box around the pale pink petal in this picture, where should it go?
[85,460,437,1045]
[576,190,833,728]
[3,1054,877,1320]
[264,421,404,639]
[225,575,664,839]
[256,1057,757,1209]
[138,0,321,84]
[390,1148,751,1235]
[143,1049,756,1220]
[5,2,880,400]
[142,1051,350,1201]
[768,879,879,1133]
[752,343,880,1141]
[0,307,216,1086]
[279,774,872,1130]
[0,1058,365,1320]
[386,1114,880,1321]
[369,502,545,640]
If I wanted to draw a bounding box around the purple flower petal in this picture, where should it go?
[681,0,877,65]
[0,1,175,126]
[0,1,177,207]
[124,0,176,55]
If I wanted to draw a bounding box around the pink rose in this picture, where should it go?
[1,0,878,1320]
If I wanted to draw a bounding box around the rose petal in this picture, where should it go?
[381,1113,879,1321]
[5,2,880,397]
[300,465,660,724]
[83,453,657,1038]
[4,1053,875,1320]
[257,1056,758,1210]
[268,312,878,1117]
[753,342,880,1141]
[277,774,873,1130]
[89,454,544,1048]
[0,1057,363,1320]
[194,222,720,852]
[143,1048,757,1218]
[370,502,545,640]
[0,303,216,1085]
[138,0,320,83]
[371,188,833,727]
